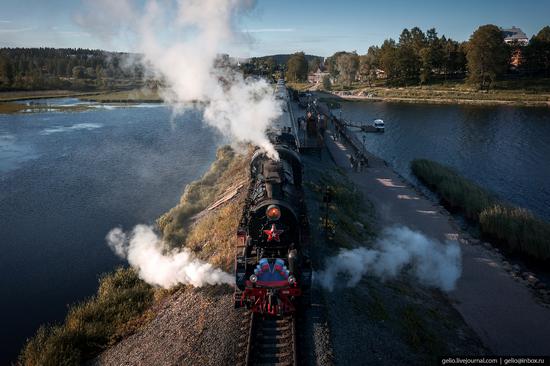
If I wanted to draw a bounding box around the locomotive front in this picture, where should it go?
[234,145,311,316]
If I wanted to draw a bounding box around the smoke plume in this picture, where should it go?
[77,0,281,158]
[316,226,461,292]
[106,225,233,288]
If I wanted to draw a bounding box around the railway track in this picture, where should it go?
[240,312,298,366]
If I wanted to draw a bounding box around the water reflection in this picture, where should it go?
[342,102,550,220]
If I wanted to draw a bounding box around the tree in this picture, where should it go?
[263,57,276,74]
[466,24,509,89]
[322,74,331,90]
[286,52,308,82]
[359,46,379,86]
[441,37,466,79]
[335,52,359,86]
[308,57,321,73]
[378,39,399,82]
[72,66,85,79]
[397,28,422,82]
[325,51,346,81]
[0,55,14,87]
[524,26,550,77]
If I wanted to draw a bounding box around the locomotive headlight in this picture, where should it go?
[250,274,258,283]
[266,205,281,221]
[288,275,296,285]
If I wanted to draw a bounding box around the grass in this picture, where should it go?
[0,102,96,114]
[323,78,550,106]
[0,102,28,113]
[18,268,156,366]
[367,291,389,321]
[306,168,374,249]
[400,304,445,357]
[411,159,550,261]
[18,145,252,365]
[286,82,311,91]
[84,89,162,103]
[157,146,250,249]
[0,90,102,102]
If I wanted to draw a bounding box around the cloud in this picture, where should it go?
[56,31,92,37]
[0,20,12,23]
[241,28,295,33]
[0,27,33,33]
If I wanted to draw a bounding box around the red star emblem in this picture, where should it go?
[263,224,284,242]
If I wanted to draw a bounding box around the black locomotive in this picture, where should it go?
[234,129,311,316]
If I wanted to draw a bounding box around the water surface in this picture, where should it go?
[341,102,550,220]
[0,103,220,362]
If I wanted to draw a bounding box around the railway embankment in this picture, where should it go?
[18,146,251,366]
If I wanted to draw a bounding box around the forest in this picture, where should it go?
[1,24,549,92]
[283,25,550,89]
[0,48,143,91]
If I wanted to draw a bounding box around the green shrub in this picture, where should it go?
[480,205,550,261]
[157,145,242,247]
[19,268,153,366]
[411,159,495,220]
[411,159,550,262]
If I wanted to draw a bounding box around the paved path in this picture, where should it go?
[323,127,550,355]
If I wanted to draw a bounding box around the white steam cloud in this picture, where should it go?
[106,225,233,288]
[77,0,282,158]
[316,227,461,292]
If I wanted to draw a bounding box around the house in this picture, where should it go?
[501,26,529,68]
[501,26,529,46]
[307,67,330,84]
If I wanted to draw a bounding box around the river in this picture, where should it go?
[341,101,550,221]
[1,99,549,362]
[0,100,220,363]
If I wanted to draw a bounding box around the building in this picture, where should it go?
[501,26,529,68]
[501,26,529,46]
[307,67,330,84]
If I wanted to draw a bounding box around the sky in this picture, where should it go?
[0,0,549,57]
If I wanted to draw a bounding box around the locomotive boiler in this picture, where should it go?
[234,130,311,316]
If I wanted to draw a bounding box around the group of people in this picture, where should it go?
[331,120,368,172]
[349,153,368,172]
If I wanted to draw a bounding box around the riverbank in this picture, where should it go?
[307,78,550,107]
[17,146,249,365]
[323,89,550,107]
[0,90,103,102]
[0,90,101,113]
[321,118,550,355]
[411,159,550,262]
[0,89,163,114]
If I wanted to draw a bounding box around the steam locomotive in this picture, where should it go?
[234,129,311,316]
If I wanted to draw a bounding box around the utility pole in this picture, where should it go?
[323,186,333,235]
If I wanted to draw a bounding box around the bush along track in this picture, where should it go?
[411,159,550,262]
